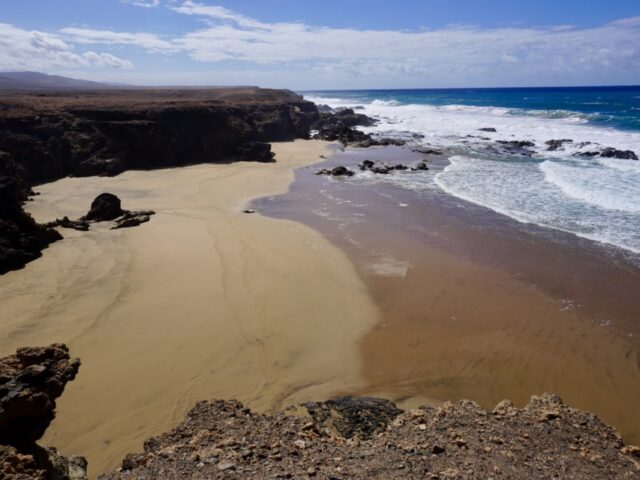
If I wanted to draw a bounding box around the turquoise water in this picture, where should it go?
[303,87,640,254]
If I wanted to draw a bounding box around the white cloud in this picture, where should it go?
[0,23,133,71]
[61,27,176,52]
[121,0,160,7]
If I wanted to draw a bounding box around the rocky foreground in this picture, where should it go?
[1,344,640,479]
[99,396,640,480]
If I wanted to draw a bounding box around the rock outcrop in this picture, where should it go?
[0,88,319,274]
[0,344,87,480]
[47,193,156,231]
[99,394,640,479]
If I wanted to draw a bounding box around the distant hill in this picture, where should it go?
[0,72,122,91]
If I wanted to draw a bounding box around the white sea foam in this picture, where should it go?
[306,94,640,253]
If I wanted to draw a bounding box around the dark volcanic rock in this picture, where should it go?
[313,124,372,145]
[111,211,155,230]
[412,147,442,155]
[546,138,573,151]
[99,393,640,480]
[84,193,123,221]
[580,147,638,160]
[0,344,86,480]
[236,141,275,163]
[305,396,402,439]
[316,166,355,177]
[0,344,80,449]
[0,170,62,274]
[312,109,376,130]
[46,216,90,232]
[479,127,497,132]
[498,140,535,148]
[411,161,429,171]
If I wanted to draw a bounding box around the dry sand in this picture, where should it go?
[0,140,379,476]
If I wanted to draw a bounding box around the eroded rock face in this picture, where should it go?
[0,344,86,480]
[99,394,640,480]
[236,141,275,163]
[0,170,62,274]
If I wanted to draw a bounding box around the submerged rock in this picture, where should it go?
[546,139,573,151]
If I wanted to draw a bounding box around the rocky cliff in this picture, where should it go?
[0,88,319,274]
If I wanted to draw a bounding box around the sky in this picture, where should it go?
[0,0,639,89]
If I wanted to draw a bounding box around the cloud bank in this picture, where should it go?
[0,23,133,71]
[2,1,640,87]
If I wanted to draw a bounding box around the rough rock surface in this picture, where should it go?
[0,88,318,273]
[47,193,156,231]
[100,394,640,480]
[84,193,123,221]
[236,141,275,162]
[0,344,87,480]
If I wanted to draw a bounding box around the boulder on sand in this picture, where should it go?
[84,193,123,221]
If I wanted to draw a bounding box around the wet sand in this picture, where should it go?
[259,145,640,444]
[0,140,379,476]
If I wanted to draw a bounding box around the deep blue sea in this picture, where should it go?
[302,86,640,254]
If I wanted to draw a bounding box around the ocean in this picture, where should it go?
[303,86,640,254]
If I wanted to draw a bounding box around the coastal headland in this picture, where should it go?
[0,89,639,479]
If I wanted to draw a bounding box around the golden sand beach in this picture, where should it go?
[0,140,379,475]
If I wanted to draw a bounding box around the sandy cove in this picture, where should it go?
[0,140,379,476]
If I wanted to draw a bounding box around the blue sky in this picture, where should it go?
[1,0,639,89]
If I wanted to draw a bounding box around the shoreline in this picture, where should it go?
[258,144,640,444]
[0,140,380,476]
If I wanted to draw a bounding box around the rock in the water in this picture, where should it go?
[498,140,535,148]
[546,139,573,151]
[411,162,429,171]
[479,127,497,132]
[236,141,275,163]
[84,193,123,221]
[580,147,638,160]
[316,166,354,176]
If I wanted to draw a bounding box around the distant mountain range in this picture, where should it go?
[0,71,123,90]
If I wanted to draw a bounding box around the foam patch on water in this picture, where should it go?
[366,256,411,277]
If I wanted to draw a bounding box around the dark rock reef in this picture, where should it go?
[99,394,640,479]
[580,147,638,160]
[0,344,87,479]
[0,88,319,274]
